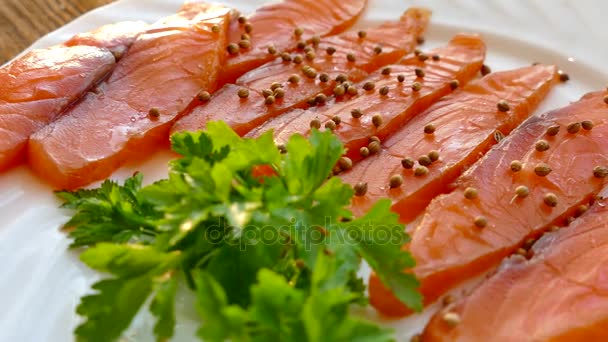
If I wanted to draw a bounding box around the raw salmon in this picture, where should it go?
[28,3,231,189]
[0,46,115,172]
[369,90,608,317]
[248,34,486,161]
[220,0,368,84]
[172,8,431,136]
[345,65,558,222]
[65,21,148,59]
[423,196,608,342]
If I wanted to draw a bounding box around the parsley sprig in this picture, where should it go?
[56,122,422,342]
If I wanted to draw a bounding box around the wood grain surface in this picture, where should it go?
[0,0,114,64]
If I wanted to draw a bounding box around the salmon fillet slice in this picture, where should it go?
[369,90,608,317]
[28,3,231,189]
[172,8,431,136]
[65,21,149,59]
[247,34,486,161]
[220,0,368,84]
[345,65,559,223]
[423,196,608,342]
[0,46,115,172]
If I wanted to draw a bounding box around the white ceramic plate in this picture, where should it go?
[1,0,607,341]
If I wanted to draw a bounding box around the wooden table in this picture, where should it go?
[0,0,114,64]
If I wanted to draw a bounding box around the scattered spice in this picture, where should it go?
[582,120,594,130]
[241,33,250,41]
[310,118,321,129]
[449,80,459,90]
[347,86,358,96]
[294,27,303,37]
[415,68,425,78]
[428,150,440,162]
[535,139,550,152]
[381,67,391,75]
[288,74,300,84]
[237,88,249,98]
[354,182,368,196]
[534,163,552,177]
[431,54,440,61]
[267,45,277,55]
[543,193,558,207]
[338,156,352,170]
[227,43,239,55]
[379,86,389,96]
[244,23,253,33]
[515,185,529,198]
[315,93,327,105]
[411,82,422,92]
[397,74,405,83]
[360,147,370,157]
[558,70,569,82]
[494,131,505,143]
[414,166,429,177]
[372,114,383,127]
[148,107,160,119]
[373,45,382,54]
[368,141,380,154]
[347,53,356,62]
[474,216,488,228]
[274,88,285,99]
[417,53,429,62]
[262,89,273,98]
[574,204,589,217]
[310,35,320,46]
[567,122,582,134]
[336,74,348,83]
[497,100,510,112]
[418,155,432,167]
[280,52,292,62]
[416,36,425,44]
[332,116,341,125]
[363,81,375,91]
[237,16,247,24]
[270,82,282,91]
[326,46,336,55]
[277,144,287,154]
[351,108,363,118]
[510,160,523,172]
[401,158,414,169]
[464,187,478,200]
[333,85,346,96]
[370,136,380,143]
[211,25,220,33]
[265,95,275,105]
[305,51,316,60]
[293,54,303,64]
[357,30,367,39]
[389,174,403,188]
[296,41,306,50]
[546,125,560,136]
[325,120,336,131]
[593,166,608,178]
[604,95,608,104]
[319,73,330,83]
[197,91,211,102]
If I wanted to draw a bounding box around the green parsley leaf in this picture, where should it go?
[58,121,421,342]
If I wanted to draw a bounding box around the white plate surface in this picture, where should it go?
[1,0,607,341]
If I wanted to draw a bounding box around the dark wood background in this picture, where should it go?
[0,0,114,64]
